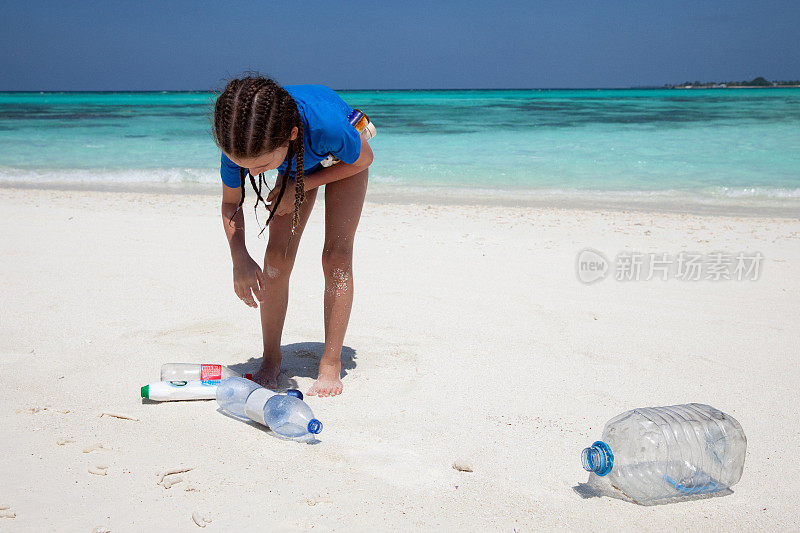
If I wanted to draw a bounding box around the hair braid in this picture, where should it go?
[231,79,263,156]
[249,83,277,154]
[213,78,241,155]
[291,118,305,231]
[243,79,270,154]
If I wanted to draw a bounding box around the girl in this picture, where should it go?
[212,74,374,397]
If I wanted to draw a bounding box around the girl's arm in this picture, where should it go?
[221,183,248,260]
[302,135,373,192]
[222,183,266,307]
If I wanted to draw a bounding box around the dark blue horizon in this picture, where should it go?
[1,0,798,91]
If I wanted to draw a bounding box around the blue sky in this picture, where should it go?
[1,0,798,90]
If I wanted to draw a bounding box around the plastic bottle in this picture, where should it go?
[348,109,377,141]
[319,109,377,167]
[141,380,219,401]
[216,377,322,439]
[160,363,252,382]
[581,403,746,505]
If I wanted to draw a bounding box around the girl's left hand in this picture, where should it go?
[267,186,297,217]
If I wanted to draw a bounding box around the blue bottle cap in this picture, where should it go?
[581,441,614,476]
[286,389,303,400]
[307,419,322,434]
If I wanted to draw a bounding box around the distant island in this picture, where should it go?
[669,77,800,89]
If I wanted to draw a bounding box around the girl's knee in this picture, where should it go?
[321,247,352,273]
[264,246,295,279]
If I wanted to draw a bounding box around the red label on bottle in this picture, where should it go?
[200,364,222,380]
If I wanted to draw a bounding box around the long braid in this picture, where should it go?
[260,140,293,235]
[289,117,305,238]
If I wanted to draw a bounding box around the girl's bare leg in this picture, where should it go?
[309,168,368,397]
[253,186,318,388]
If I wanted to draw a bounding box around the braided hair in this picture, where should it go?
[212,74,307,245]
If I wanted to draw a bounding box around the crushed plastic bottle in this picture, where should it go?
[581,403,746,505]
[216,377,322,439]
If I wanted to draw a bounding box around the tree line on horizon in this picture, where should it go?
[669,77,800,88]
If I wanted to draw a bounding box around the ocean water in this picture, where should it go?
[1,88,799,210]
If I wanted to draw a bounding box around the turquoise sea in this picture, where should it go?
[1,88,799,210]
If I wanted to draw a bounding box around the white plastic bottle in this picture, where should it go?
[216,377,322,439]
[141,380,220,401]
[160,363,252,382]
[581,403,746,505]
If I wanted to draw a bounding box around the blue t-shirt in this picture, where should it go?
[219,84,361,188]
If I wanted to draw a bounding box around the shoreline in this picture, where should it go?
[3,180,798,219]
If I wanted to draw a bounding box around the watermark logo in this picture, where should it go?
[576,248,610,284]
[576,250,763,283]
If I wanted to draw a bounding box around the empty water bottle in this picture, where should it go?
[581,403,746,505]
[160,363,252,381]
[216,376,261,418]
[216,377,322,439]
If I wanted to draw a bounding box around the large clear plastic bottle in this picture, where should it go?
[263,395,322,438]
[215,377,322,439]
[581,403,746,505]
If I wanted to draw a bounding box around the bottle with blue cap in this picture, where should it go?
[216,377,322,439]
[319,109,376,167]
[582,403,746,505]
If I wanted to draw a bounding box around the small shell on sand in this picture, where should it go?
[92,527,111,533]
[157,466,194,485]
[162,476,183,489]
[88,465,108,476]
[191,511,212,527]
[0,510,15,519]
[100,412,139,421]
[57,438,75,446]
[452,460,473,472]
[83,443,105,453]
[184,483,200,492]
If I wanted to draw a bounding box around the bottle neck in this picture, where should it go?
[581,441,613,476]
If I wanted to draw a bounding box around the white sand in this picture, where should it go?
[1,186,798,531]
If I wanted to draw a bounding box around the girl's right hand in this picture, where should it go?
[232,254,266,308]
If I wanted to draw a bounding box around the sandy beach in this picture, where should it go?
[1,185,798,531]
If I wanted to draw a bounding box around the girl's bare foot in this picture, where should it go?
[308,359,342,397]
[253,352,281,389]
